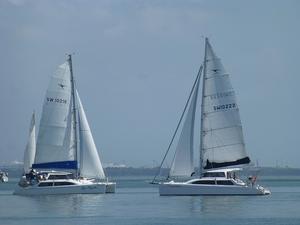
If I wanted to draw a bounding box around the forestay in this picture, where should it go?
[77,91,106,179]
[169,75,200,177]
[201,39,250,170]
[33,62,77,169]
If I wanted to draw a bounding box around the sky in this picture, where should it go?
[0,0,299,168]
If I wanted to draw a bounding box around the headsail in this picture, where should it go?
[201,38,250,170]
[169,75,200,177]
[23,112,36,173]
[77,90,106,179]
[33,62,77,169]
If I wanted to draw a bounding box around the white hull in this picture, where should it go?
[14,180,106,196]
[159,182,270,196]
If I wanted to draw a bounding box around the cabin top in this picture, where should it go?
[202,168,242,178]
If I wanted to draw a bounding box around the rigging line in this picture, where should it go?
[151,64,203,184]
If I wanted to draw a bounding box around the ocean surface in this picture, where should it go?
[0,175,300,225]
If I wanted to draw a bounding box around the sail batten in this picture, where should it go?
[203,125,242,132]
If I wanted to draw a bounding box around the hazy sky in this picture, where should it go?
[0,0,299,167]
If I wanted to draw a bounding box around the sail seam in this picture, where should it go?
[203,142,244,151]
[39,124,69,128]
[203,125,242,132]
[205,73,229,80]
[203,108,239,116]
[203,90,234,98]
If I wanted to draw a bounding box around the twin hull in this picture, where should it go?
[159,183,270,196]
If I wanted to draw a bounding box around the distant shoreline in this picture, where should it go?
[1,164,300,178]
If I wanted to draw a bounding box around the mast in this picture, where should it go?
[67,54,79,176]
[199,37,208,177]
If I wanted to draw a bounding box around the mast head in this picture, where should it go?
[66,54,72,63]
[66,53,75,64]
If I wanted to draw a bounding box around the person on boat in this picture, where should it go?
[37,174,44,181]
[248,175,257,187]
[28,169,37,184]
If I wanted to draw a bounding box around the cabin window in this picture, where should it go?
[191,180,215,185]
[53,182,74,186]
[216,180,234,185]
[38,182,53,187]
[48,174,74,179]
[48,175,67,179]
[202,172,225,178]
[66,174,75,179]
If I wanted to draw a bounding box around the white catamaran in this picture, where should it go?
[14,55,115,195]
[153,38,270,196]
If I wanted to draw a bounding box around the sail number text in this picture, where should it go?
[47,97,67,104]
[213,103,236,111]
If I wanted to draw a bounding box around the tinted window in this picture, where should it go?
[66,174,75,179]
[38,182,53,187]
[53,182,74,186]
[203,172,225,177]
[48,175,67,179]
[192,180,215,185]
[48,174,74,179]
[216,180,234,185]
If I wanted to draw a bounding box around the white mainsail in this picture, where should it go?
[34,62,77,168]
[169,75,200,177]
[77,91,106,179]
[23,112,36,173]
[201,38,250,170]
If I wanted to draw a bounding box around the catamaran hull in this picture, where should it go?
[159,183,270,196]
[13,183,106,195]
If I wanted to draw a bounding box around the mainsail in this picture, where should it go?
[201,38,250,170]
[33,62,77,169]
[169,75,200,177]
[23,112,36,173]
[77,91,106,179]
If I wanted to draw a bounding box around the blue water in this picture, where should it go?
[1,176,300,225]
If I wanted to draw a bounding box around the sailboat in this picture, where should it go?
[14,55,116,195]
[153,38,270,196]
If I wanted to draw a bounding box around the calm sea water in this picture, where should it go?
[0,176,300,225]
